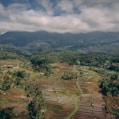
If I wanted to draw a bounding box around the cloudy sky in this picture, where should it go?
[0,0,119,33]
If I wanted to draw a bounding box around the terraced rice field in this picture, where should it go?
[24,64,117,119]
[71,94,115,119]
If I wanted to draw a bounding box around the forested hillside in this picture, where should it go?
[0,31,119,54]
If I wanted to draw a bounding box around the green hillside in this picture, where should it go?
[0,31,119,54]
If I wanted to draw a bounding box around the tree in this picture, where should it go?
[98,74,119,96]
[0,107,13,119]
[27,87,45,119]
[31,56,53,75]
[98,74,119,119]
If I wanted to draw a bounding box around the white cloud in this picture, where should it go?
[56,0,74,14]
[0,0,119,33]
[35,0,54,15]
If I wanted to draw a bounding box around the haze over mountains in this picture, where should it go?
[0,31,119,54]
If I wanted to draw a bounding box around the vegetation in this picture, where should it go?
[27,88,45,119]
[98,72,119,118]
[1,31,119,55]
[98,74,119,96]
[1,31,119,118]
[31,56,53,76]
[0,107,13,119]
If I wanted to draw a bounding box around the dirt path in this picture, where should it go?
[65,96,79,119]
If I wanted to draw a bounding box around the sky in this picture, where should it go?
[0,0,119,33]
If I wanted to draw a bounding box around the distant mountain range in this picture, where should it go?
[0,31,119,54]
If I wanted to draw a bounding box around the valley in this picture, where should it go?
[0,32,119,119]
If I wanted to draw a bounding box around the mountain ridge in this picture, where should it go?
[0,31,119,54]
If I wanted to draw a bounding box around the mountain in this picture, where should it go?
[0,31,119,54]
